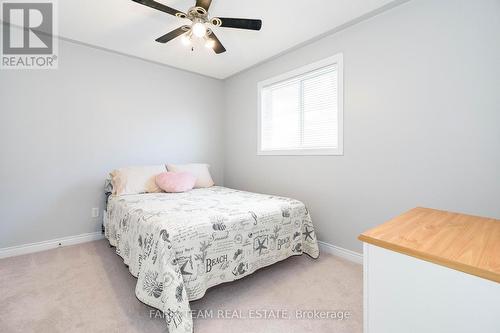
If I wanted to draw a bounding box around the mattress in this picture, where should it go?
[105,186,319,333]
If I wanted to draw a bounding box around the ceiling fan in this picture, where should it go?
[132,0,262,54]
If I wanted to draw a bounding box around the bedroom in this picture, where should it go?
[0,0,499,332]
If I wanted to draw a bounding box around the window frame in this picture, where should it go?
[257,53,344,156]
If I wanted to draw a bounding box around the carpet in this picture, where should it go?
[0,240,362,332]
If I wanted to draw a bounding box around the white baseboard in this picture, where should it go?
[0,232,104,259]
[0,233,360,264]
[318,241,363,264]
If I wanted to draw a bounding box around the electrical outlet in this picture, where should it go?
[92,208,99,218]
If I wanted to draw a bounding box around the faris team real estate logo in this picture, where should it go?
[1,0,58,69]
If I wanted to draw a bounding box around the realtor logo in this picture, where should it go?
[1,0,58,69]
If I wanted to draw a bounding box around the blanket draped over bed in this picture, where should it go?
[105,186,319,333]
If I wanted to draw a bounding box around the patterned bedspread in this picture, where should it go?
[105,186,319,333]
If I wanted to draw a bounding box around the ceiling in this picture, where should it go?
[58,0,399,79]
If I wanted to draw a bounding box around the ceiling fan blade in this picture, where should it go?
[155,26,188,43]
[208,32,226,54]
[195,0,212,11]
[216,17,262,31]
[132,0,185,17]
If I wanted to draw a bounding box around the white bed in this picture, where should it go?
[105,186,319,333]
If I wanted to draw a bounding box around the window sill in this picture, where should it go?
[257,148,343,156]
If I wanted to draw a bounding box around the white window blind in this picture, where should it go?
[258,54,343,155]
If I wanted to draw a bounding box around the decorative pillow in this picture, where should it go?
[110,165,166,195]
[155,172,196,193]
[166,163,215,188]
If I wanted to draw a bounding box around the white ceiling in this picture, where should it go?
[58,0,398,79]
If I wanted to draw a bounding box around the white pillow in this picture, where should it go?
[110,165,166,195]
[166,163,214,188]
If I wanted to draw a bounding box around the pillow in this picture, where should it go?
[166,163,214,188]
[110,165,166,195]
[155,172,196,193]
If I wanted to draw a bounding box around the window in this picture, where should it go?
[257,54,343,155]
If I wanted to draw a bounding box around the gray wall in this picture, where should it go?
[2,0,500,253]
[0,39,224,248]
[223,0,500,253]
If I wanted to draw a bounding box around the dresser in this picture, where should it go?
[359,207,500,333]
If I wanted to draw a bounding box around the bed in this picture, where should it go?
[105,186,319,333]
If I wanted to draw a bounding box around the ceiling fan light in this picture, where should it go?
[181,34,191,46]
[192,22,206,38]
[205,38,215,49]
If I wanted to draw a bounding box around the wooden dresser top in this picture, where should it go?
[359,207,500,283]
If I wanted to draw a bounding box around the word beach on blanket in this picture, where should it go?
[105,186,320,333]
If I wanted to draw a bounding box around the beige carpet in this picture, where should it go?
[0,240,362,333]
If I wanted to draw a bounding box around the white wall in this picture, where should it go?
[0,39,224,248]
[223,0,500,252]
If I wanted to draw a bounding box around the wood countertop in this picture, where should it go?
[359,207,500,283]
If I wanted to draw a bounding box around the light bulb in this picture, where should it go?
[192,22,206,38]
[181,34,191,46]
[205,38,215,49]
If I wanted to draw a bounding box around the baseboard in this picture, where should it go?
[0,232,104,259]
[318,241,363,264]
[0,234,360,263]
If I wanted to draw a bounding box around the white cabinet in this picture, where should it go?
[363,244,500,333]
[359,207,500,333]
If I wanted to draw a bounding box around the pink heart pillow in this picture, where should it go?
[155,171,196,193]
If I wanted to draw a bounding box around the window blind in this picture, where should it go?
[260,64,339,152]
